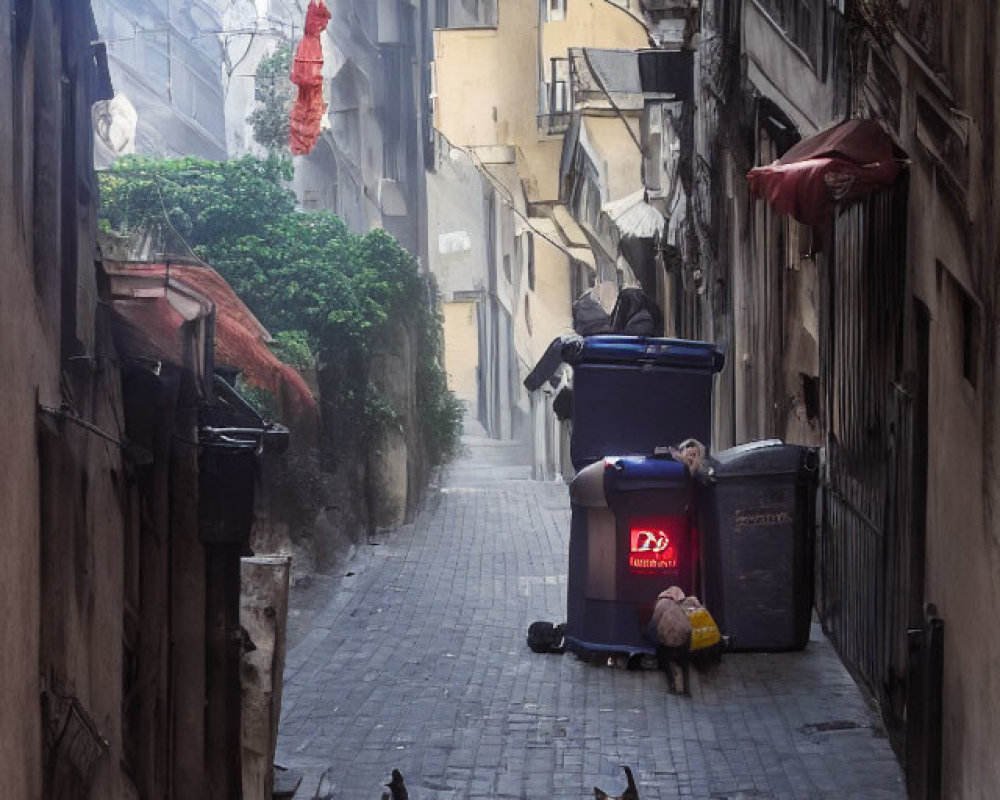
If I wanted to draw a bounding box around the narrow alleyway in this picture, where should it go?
[276,425,904,799]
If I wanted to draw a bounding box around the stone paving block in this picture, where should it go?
[276,431,906,799]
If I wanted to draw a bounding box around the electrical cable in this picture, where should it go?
[432,129,591,268]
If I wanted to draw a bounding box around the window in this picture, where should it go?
[527,235,536,291]
[436,0,497,28]
[549,58,569,112]
[382,47,402,181]
[758,0,821,65]
[960,289,980,388]
[436,0,449,27]
[543,57,571,133]
[907,0,952,72]
[545,0,566,22]
[383,138,400,181]
[938,264,980,390]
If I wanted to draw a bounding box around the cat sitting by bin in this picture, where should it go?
[647,586,693,694]
[647,586,723,695]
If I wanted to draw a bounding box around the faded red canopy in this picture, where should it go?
[289,0,331,155]
[747,119,901,228]
[108,262,319,445]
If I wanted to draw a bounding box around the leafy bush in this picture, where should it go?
[99,156,463,467]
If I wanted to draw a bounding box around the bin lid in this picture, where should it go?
[603,455,689,494]
[709,439,817,478]
[573,336,725,373]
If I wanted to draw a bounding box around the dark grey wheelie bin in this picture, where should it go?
[700,440,820,651]
[565,456,698,660]
[569,336,725,470]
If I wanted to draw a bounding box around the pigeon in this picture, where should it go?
[383,768,408,800]
[594,765,640,800]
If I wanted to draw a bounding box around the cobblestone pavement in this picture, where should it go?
[276,427,905,799]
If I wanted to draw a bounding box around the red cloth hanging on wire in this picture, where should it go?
[289,0,331,155]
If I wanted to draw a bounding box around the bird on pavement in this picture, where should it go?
[594,765,640,800]
[382,768,408,800]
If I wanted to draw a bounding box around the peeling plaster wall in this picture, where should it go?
[0,1,128,796]
[0,0,54,784]
[888,6,1000,790]
[699,1,1000,794]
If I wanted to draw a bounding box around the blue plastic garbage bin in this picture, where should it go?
[569,336,725,470]
[700,440,820,651]
[565,456,698,659]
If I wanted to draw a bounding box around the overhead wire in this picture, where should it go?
[431,129,591,267]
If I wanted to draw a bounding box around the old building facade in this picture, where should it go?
[690,2,1000,797]
[1,3,286,796]
[1,2,119,795]
[91,0,228,163]
[428,0,650,477]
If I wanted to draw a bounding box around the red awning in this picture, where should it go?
[747,119,901,228]
[289,0,331,156]
[107,262,319,444]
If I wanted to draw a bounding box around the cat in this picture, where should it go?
[655,638,692,696]
[594,765,640,800]
[647,588,692,696]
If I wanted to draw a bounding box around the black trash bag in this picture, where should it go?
[527,621,566,654]
[572,289,613,336]
[523,335,583,391]
[523,288,663,393]
[552,386,573,421]
[609,287,664,337]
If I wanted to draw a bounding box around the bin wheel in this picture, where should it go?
[626,653,649,671]
[574,650,603,665]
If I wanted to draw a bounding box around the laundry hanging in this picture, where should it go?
[289,0,331,155]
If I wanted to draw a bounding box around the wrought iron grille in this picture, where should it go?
[817,176,922,745]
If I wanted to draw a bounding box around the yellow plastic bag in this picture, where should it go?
[686,606,722,651]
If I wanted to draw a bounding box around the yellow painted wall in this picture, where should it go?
[531,225,576,346]
[442,301,480,414]
[583,115,643,200]
[434,0,648,204]
[542,0,648,64]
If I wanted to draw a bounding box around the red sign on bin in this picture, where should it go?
[629,517,681,572]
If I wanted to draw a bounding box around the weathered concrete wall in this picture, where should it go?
[427,148,490,301]
[368,320,423,528]
[0,1,122,796]
[889,13,1000,790]
[699,2,1000,795]
[741,0,839,134]
[241,556,291,800]
[0,0,51,773]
